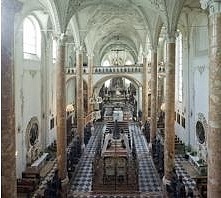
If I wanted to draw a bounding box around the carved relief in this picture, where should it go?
[150,0,164,10]
[196,113,208,162]
[26,117,41,165]
[196,121,205,144]
[87,4,145,28]
[200,0,221,14]
[197,64,206,75]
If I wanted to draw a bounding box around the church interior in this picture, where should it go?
[2,0,221,197]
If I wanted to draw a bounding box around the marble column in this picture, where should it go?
[157,76,164,113]
[1,1,22,197]
[76,48,84,147]
[157,46,165,113]
[164,35,176,182]
[150,49,158,143]
[138,86,143,115]
[201,1,221,197]
[55,34,68,183]
[87,54,94,114]
[142,56,149,122]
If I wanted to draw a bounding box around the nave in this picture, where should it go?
[68,122,164,198]
[66,121,203,198]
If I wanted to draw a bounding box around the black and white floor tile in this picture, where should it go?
[70,122,200,197]
[175,154,200,196]
[70,122,165,197]
[129,123,163,195]
[70,123,104,193]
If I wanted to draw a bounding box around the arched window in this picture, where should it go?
[125,60,132,65]
[176,30,183,102]
[102,60,110,66]
[23,16,41,59]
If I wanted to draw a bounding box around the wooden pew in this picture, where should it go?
[17,178,36,193]
[193,176,207,198]
[22,170,40,185]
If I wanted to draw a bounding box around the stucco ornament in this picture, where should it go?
[200,0,209,9]
[200,0,221,14]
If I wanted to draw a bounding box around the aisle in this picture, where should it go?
[69,122,165,197]
[69,123,105,193]
[129,123,164,195]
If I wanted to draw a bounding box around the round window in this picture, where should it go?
[196,121,205,144]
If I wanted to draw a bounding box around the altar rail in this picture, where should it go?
[66,65,144,75]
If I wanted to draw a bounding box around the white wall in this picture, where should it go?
[14,18,56,178]
[66,77,76,105]
[175,12,209,153]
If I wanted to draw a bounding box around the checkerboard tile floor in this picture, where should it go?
[68,193,164,198]
[70,122,165,197]
[70,123,104,193]
[129,124,163,194]
[175,155,198,192]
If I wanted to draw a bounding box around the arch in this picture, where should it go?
[101,49,135,66]
[66,17,80,48]
[93,74,142,95]
[64,1,152,64]
[14,0,61,36]
[38,0,61,33]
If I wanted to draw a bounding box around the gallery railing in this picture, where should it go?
[66,65,144,75]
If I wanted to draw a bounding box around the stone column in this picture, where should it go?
[201,1,221,197]
[76,48,84,147]
[157,45,165,113]
[142,56,149,122]
[138,86,143,114]
[150,49,158,143]
[1,1,22,197]
[87,54,94,114]
[157,75,165,113]
[163,34,176,182]
[55,34,68,187]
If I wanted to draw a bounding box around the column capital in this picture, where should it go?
[76,45,84,54]
[166,32,177,43]
[200,0,221,14]
[142,53,149,59]
[57,33,68,46]
[87,53,94,59]
[150,46,158,53]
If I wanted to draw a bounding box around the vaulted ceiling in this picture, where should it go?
[20,0,202,63]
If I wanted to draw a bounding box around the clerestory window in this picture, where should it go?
[176,30,183,102]
[23,16,41,59]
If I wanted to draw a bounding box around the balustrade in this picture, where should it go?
[65,65,143,75]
